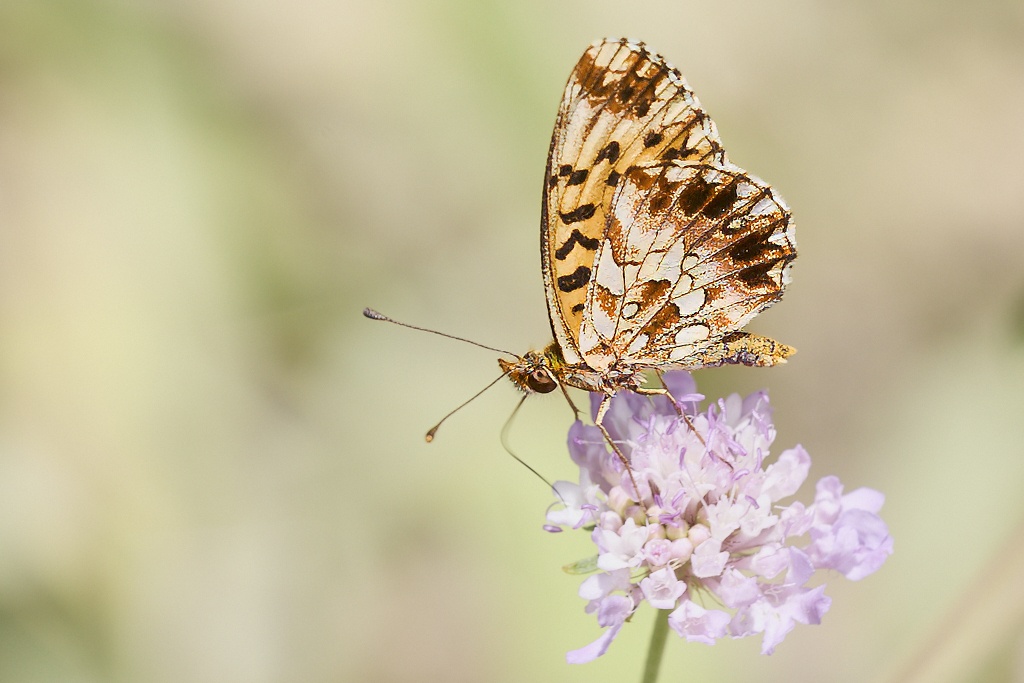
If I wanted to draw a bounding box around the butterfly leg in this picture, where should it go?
[637,377,706,446]
[557,382,582,422]
[634,383,682,415]
[594,393,647,509]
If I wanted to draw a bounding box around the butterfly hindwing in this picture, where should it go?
[541,39,727,365]
[577,162,796,370]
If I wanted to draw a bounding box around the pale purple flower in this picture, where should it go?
[668,599,730,645]
[595,518,649,570]
[640,567,687,609]
[545,371,893,663]
[567,570,638,664]
[642,538,673,567]
[805,477,894,581]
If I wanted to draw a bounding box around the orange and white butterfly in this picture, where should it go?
[366,38,796,450]
[499,38,797,432]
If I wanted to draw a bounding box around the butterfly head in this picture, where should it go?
[499,348,560,395]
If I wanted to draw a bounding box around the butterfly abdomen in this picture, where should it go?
[694,332,795,368]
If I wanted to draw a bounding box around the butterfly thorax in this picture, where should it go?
[500,340,644,396]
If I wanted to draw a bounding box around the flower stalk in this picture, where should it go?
[641,610,670,683]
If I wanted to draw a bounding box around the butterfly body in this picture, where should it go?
[506,39,797,411]
[500,340,647,397]
[502,330,793,400]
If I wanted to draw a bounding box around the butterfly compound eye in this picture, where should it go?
[527,369,557,394]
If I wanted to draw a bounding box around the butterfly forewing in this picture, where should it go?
[542,39,728,365]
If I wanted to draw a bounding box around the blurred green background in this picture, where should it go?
[1,1,1024,682]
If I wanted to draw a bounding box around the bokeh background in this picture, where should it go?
[1,1,1023,681]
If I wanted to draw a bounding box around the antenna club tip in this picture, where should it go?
[363,308,386,321]
[424,430,437,443]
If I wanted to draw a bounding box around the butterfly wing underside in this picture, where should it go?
[579,162,796,370]
[541,39,727,366]
[541,38,796,373]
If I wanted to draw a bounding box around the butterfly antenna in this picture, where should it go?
[363,308,516,357]
[425,372,509,443]
[500,395,564,504]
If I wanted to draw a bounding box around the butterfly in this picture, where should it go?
[498,38,797,437]
[366,38,796,461]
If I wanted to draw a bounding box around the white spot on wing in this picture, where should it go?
[750,197,777,216]
[627,333,650,355]
[674,324,709,346]
[594,241,624,295]
[669,345,696,362]
[735,181,756,199]
[579,323,600,355]
[672,272,694,294]
[592,294,618,340]
[674,288,706,317]
[637,239,684,284]
[781,261,794,285]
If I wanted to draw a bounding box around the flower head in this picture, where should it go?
[546,371,893,662]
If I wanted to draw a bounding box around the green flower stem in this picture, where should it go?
[640,609,671,683]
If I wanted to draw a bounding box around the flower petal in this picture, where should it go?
[566,621,625,664]
[567,594,634,664]
[669,600,730,645]
[691,538,729,578]
[640,567,687,610]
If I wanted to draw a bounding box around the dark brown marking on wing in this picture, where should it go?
[571,303,585,314]
[664,110,715,164]
[703,283,724,306]
[739,260,780,288]
[639,301,682,346]
[730,229,777,263]
[548,174,558,188]
[559,204,597,224]
[631,279,673,307]
[606,170,621,186]
[595,141,620,164]
[644,131,663,148]
[677,176,715,216]
[557,265,592,293]
[716,186,773,235]
[555,229,601,260]
[593,284,618,324]
[559,164,573,177]
[623,164,659,192]
[623,164,679,217]
[567,169,589,186]
[649,187,674,213]
[574,43,666,118]
[702,182,739,219]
